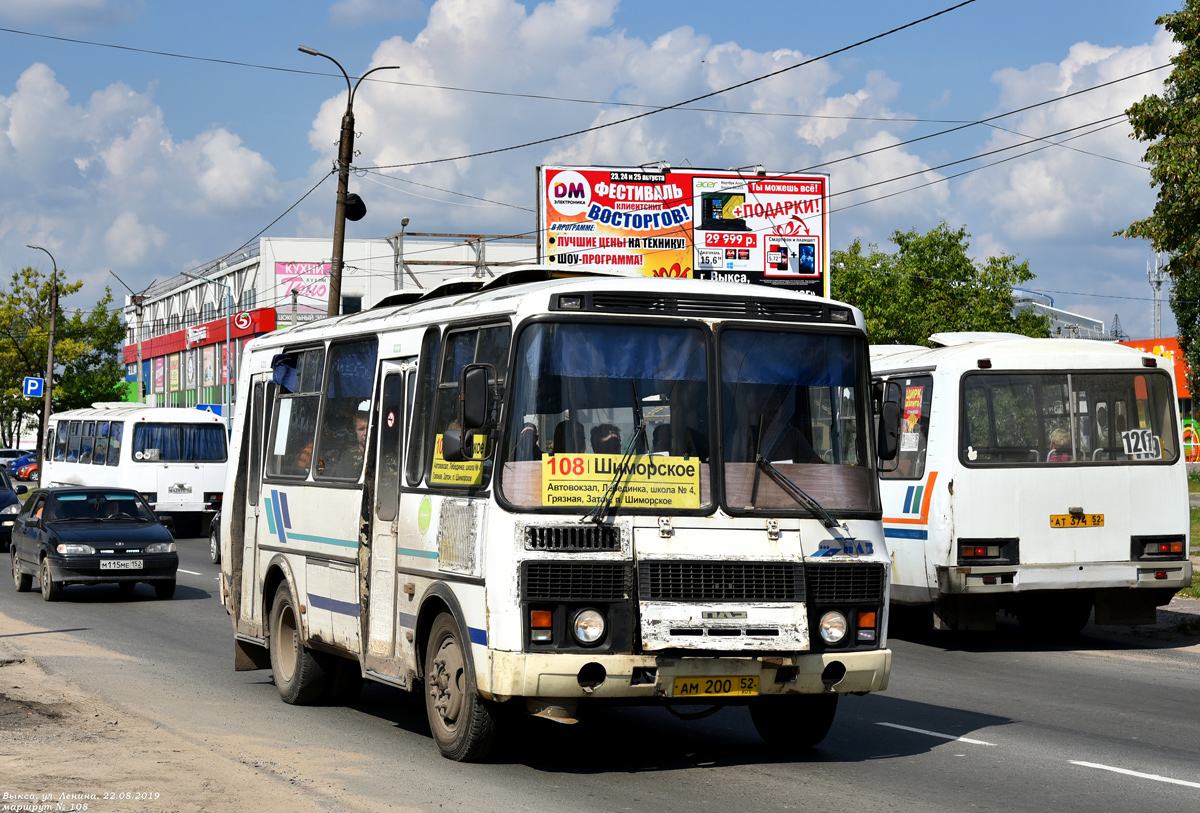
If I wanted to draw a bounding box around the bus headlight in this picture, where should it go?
[571,609,606,645]
[819,611,848,645]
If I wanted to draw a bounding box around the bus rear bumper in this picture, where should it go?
[481,648,891,702]
[936,561,1192,594]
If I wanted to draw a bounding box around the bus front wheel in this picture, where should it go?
[423,612,497,761]
[269,586,329,704]
[750,693,839,750]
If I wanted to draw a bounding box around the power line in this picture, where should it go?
[360,1,980,171]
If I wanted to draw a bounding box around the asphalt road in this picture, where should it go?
[3,537,1199,812]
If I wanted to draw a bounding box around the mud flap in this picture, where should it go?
[1093,589,1159,626]
[235,638,272,671]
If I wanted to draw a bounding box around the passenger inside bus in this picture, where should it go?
[590,423,622,454]
[552,419,586,454]
[512,423,542,461]
[1047,427,1072,462]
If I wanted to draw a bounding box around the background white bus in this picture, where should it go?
[43,404,227,537]
[221,267,900,761]
[872,332,1192,635]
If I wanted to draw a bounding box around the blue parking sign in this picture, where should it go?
[23,377,43,398]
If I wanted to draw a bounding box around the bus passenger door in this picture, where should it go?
[238,378,269,634]
[364,360,413,679]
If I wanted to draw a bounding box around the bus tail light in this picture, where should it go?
[1132,535,1186,561]
[956,538,1019,565]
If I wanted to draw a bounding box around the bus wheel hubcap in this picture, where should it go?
[429,637,464,726]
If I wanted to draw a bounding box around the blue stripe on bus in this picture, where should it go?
[398,547,438,559]
[270,490,287,545]
[307,593,360,617]
[397,612,417,629]
[468,627,488,646]
[287,531,358,548]
[279,490,291,527]
[884,527,929,540]
[903,486,914,514]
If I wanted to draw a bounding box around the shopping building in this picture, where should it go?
[120,233,535,414]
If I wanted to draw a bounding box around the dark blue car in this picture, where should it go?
[9,487,178,600]
[0,469,27,551]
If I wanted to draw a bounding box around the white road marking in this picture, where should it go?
[1070,761,1200,789]
[877,722,995,746]
[178,569,202,576]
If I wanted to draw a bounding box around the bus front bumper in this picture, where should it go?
[936,560,1192,594]
[480,648,891,702]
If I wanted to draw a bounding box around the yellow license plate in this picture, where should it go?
[1050,513,1104,528]
[672,676,759,697]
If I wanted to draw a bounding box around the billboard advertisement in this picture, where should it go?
[537,166,829,295]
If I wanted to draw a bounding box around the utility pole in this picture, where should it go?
[27,245,58,488]
[1148,253,1169,338]
[110,271,152,403]
[297,47,399,317]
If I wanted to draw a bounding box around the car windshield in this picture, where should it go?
[46,492,157,522]
[499,320,712,512]
[719,328,878,514]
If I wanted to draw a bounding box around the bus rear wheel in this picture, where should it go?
[269,586,329,704]
[750,693,839,750]
[423,612,497,761]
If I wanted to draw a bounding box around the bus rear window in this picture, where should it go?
[132,423,228,463]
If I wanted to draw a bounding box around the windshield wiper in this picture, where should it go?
[755,456,840,529]
[580,382,648,525]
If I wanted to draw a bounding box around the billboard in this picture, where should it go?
[537,166,830,296]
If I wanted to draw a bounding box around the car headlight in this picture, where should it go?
[56,543,96,555]
[819,611,848,645]
[0,503,19,515]
[145,542,177,553]
[571,609,606,645]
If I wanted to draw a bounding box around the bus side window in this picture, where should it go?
[93,421,110,466]
[107,422,123,466]
[314,338,378,480]
[430,323,510,487]
[67,421,82,462]
[248,382,265,506]
[266,347,325,479]
[376,372,405,521]
[882,376,933,479]
[406,327,441,487]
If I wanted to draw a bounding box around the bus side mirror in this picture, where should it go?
[877,381,901,461]
[460,364,492,431]
[442,429,466,462]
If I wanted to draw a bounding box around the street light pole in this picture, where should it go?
[110,271,150,404]
[298,46,399,317]
[27,245,58,488]
[182,271,232,433]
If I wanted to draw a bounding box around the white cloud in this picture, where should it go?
[328,0,424,26]
[0,62,281,283]
[0,0,143,31]
[104,210,165,267]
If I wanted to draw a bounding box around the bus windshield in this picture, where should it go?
[132,423,228,463]
[961,371,1179,465]
[720,328,876,514]
[500,321,712,511]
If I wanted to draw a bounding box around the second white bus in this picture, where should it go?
[872,332,1192,634]
[43,404,228,536]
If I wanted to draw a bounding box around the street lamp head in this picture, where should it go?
[26,243,40,250]
[401,217,410,228]
[298,45,321,56]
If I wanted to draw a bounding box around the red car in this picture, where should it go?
[16,462,37,481]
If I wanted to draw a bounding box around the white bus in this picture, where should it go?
[220,267,901,761]
[43,404,228,537]
[871,333,1192,635]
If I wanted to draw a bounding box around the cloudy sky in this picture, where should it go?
[0,0,1181,337]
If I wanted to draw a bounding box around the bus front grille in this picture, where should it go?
[524,525,621,552]
[804,563,887,604]
[521,562,632,601]
[638,561,805,602]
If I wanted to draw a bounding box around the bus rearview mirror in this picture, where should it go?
[460,364,492,431]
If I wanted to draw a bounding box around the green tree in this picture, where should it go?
[0,267,127,446]
[832,222,1050,346]
[1120,1,1200,390]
